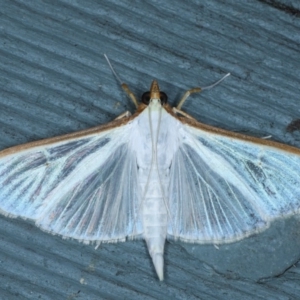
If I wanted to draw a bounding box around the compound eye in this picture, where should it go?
[141,91,150,105]
[160,92,168,104]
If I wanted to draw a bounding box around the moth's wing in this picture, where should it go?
[0,120,142,243]
[167,120,300,243]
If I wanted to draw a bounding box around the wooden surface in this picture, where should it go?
[0,0,300,299]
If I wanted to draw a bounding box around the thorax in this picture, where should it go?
[130,101,180,171]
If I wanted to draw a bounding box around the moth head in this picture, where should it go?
[141,80,168,105]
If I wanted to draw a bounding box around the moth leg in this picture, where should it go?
[172,107,197,120]
[261,135,272,139]
[121,83,139,108]
[176,87,202,110]
[114,110,131,120]
[176,73,230,110]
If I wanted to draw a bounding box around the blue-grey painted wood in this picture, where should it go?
[0,0,300,298]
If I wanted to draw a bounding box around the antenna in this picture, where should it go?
[104,54,138,108]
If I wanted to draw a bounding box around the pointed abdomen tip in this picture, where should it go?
[152,253,164,281]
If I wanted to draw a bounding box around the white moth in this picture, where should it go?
[0,62,300,281]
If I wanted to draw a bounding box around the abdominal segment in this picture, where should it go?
[140,167,168,280]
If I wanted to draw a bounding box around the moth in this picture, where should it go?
[0,60,300,281]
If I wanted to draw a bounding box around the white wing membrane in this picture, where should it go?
[168,125,300,243]
[1,100,300,250]
[0,125,142,242]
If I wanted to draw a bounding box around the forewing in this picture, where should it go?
[0,123,142,243]
[168,124,300,243]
